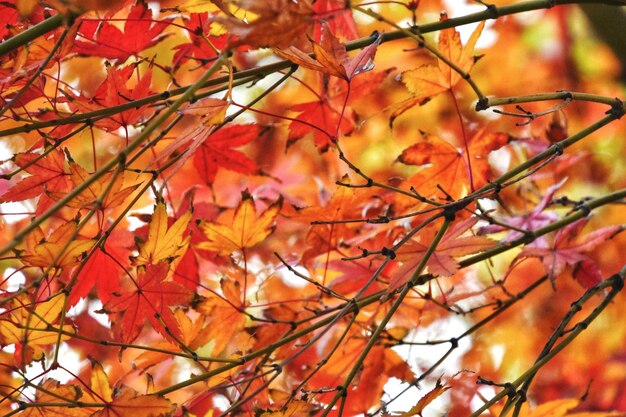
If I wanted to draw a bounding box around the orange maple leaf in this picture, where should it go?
[405,20,484,93]
[489,398,625,417]
[197,190,281,256]
[95,387,175,417]
[258,400,320,417]
[398,129,510,199]
[394,19,484,121]
[276,23,382,80]
[396,379,450,417]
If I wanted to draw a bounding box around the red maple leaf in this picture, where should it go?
[66,64,155,132]
[0,149,71,203]
[68,229,133,306]
[172,13,228,69]
[312,0,358,41]
[73,3,170,61]
[192,124,261,185]
[104,263,194,343]
[1,76,46,110]
[519,218,624,287]
[0,2,18,41]
[398,129,510,199]
[288,98,355,150]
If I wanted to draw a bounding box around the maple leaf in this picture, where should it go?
[73,3,170,61]
[192,124,261,185]
[65,64,155,132]
[258,400,320,417]
[326,259,387,296]
[105,262,194,343]
[312,0,358,41]
[303,341,412,416]
[396,379,450,417]
[0,149,71,203]
[194,289,251,358]
[69,248,120,306]
[158,102,262,180]
[0,2,19,39]
[0,295,73,365]
[398,129,510,199]
[134,202,192,267]
[275,23,382,80]
[15,0,37,17]
[172,13,228,69]
[478,180,565,241]
[495,398,625,417]
[87,360,113,404]
[180,97,230,125]
[95,387,176,417]
[58,161,140,210]
[390,217,495,291]
[197,190,281,256]
[0,75,46,109]
[170,308,212,350]
[217,0,314,48]
[68,229,132,306]
[20,221,95,272]
[20,379,83,417]
[519,218,624,287]
[394,19,484,121]
[80,360,175,417]
[288,98,355,150]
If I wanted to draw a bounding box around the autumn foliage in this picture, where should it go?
[2,0,626,416]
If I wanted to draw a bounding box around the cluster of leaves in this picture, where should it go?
[1,0,626,417]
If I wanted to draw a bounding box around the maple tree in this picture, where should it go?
[1,0,626,417]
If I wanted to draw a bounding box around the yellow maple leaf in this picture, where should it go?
[197,191,281,256]
[89,361,113,403]
[63,162,140,210]
[21,379,84,417]
[77,360,174,417]
[0,295,73,363]
[20,222,94,272]
[134,202,192,266]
